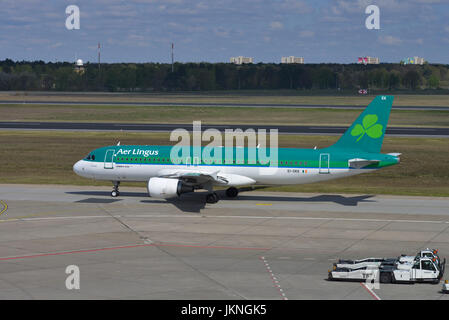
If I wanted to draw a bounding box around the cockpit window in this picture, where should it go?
[84,153,95,161]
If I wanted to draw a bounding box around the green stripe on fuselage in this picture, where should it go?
[84,145,398,169]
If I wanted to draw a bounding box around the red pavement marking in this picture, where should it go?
[360,282,381,300]
[260,256,288,300]
[0,243,270,261]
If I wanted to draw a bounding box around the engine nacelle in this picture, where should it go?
[147,177,193,199]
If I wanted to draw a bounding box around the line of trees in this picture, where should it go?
[0,59,448,92]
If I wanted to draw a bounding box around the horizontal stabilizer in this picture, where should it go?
[348,158,380,169]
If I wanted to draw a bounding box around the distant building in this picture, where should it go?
[401,56,425,65]
[281,56,304,64]
[74,59,85,74]
[230,56,253,65]
[357,56,380,65]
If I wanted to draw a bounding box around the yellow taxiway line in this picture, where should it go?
[0,200,7,216]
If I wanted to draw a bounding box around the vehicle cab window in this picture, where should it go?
[422,260,436,271]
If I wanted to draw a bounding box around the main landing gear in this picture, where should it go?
[111,181,120,197]
[206,192,219,204]
[206,187,239,204]
[225,187,239,198]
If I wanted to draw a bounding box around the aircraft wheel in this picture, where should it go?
[111,181,120,197]
[206,192,219,204]
[225,187,239,198]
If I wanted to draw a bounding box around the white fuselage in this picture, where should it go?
[73,160,373,186]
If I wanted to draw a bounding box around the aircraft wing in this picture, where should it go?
[157,169,255,187]
[348,158,380,169]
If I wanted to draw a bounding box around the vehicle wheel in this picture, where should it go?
[111,190,118,197]
[206,192,219,204]
[225,187,239,198]
[380,272,392,284]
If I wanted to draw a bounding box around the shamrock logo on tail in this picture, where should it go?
[351,114,383,141]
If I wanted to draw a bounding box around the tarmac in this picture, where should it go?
[1,121,448,137]
[1,99,449,111]
[0,184,449,300]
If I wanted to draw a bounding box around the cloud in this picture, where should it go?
[279,0,313,13]
[0,0,448,63]
[299,30,315,37]
[269,21,283,30]
[50,42,63,48]
[213,27,230,38]
[412,0,445,3]
[414,38,424,45]
[378,35,402,45]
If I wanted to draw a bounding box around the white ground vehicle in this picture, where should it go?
[329,252,446,284]
[398,248,440,265]
[335,248,439,270]
[382,257,446,284]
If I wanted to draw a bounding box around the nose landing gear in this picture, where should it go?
[111,181,120,197]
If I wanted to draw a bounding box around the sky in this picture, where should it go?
[1,0,449,64]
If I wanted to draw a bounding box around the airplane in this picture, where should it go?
[73,95,400,203]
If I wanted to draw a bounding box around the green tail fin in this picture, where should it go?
[329,95,394,153]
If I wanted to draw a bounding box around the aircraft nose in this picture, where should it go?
[73,160,83,175]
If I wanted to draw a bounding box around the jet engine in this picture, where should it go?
[147,177,193,199]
